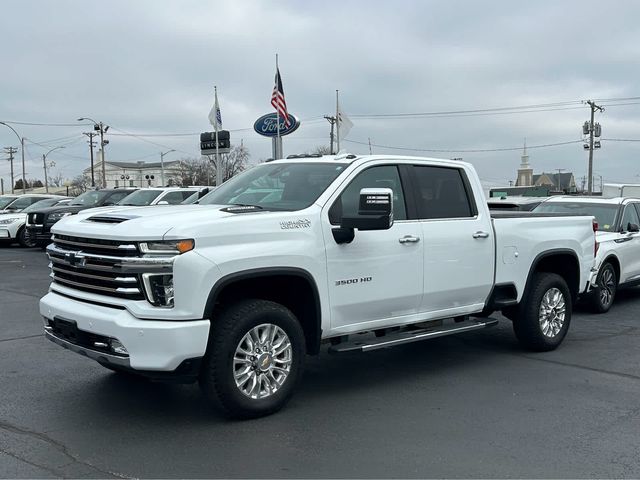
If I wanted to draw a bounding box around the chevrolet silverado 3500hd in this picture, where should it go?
[40,154,596,418]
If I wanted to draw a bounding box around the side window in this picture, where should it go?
[329,165,407,225]
[160,192,187,204]
[412,166,475,219]
[620,204,640,231]
[108,191,130,204]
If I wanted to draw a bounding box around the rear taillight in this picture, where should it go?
[593,219,599,255]
[593,221,598,232]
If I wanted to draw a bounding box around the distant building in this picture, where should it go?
[84,151,182,188]
[513,140,577,194]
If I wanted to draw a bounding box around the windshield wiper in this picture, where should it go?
[228,203,263,209]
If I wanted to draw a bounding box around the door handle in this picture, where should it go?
[399,235,420,244]
[472,231,490,239]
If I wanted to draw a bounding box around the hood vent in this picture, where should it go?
[86,214,139,224]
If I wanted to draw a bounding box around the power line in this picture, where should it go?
[343,138,583,154]
[602,138,640,142]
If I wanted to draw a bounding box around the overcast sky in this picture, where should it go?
[1,0,639,191]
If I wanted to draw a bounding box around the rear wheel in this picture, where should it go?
[513,272,571,351]
[199,299,306,419]
[588,262,617,313]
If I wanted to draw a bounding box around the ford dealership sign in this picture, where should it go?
[253,113,300,137]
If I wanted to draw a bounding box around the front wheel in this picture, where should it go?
[513,272,571,351]
[588,262,617,313]
[199,299,306,419]
[17,227,37,248]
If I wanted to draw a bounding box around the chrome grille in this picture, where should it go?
[47,237,173,301]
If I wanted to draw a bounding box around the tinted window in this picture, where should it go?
[329,165,407,224]
[533,202,618,232]
[160,191,192,204]
[70,191,110,206]
[23,198,65,212]
[5,196,42,211]
[620,204,640,232]
[412,166,474,219]
[0,196,18,209]
[117,190,161,206]
[199,163,346,211]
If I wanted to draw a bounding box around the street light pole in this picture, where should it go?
[78,117,109,188]
[42,146,65,193]
[160,149,175,186]
[0,121,26,193]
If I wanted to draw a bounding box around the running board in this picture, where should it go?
[328,318,499,354]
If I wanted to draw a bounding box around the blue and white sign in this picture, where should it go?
[253,113,300,137]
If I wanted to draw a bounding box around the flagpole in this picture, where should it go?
[336,89,340,153]
[214,86,220,186]
[275,54,281,159]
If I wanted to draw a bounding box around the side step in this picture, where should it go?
[328,318,499,354]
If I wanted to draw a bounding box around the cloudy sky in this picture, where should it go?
[1,0,639,192]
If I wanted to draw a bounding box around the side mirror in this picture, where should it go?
[332,188,394,244]
[628,222,639,233]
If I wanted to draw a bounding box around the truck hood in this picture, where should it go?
[51,204,272,240]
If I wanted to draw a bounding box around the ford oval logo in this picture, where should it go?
[253,113,300,137]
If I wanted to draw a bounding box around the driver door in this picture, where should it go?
[322,163,424,333]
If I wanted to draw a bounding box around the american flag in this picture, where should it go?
[271,67,290,127]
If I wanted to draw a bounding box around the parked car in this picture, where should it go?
[25,189,136,247]
[0,197,70,247]
[181,187,214,204]
[41,154,596,418]
[0,194,64,214]
[487,196,543,211]
[533,196,640,312]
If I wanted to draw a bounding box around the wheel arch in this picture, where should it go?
[524,249,581,302]
[204,267,323,355]
[600,255,620,285]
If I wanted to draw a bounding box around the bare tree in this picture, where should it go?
[50,172,65,187]
[69,175,89,196]
[311,145,332,155]
[219,145,250,182]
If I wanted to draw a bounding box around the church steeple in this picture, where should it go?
[515,137,533,186]
[520,138,530,168]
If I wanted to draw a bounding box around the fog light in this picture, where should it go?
[110,339,128,355]
[142,274,174,307]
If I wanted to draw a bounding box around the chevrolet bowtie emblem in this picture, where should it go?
[65,252,86,267]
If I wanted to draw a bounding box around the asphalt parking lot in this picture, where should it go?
[1,246,640,478]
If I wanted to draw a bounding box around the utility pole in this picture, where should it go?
[83,132,97,187]
[324,115,336,154]
[4,147,17,193]
[0,122,26,193]
[78,118,109,188]
[584,100,604,195]
[160,149,175,186]
[581,175,586,193]
[555,168,566,191]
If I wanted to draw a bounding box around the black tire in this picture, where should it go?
[17,227,36,248]
[588,262,617,314]
[513,272,572,351]
[199,299,306,419]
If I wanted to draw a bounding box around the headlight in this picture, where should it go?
[48,211,72,222]
[142,274,175,307]
[0,218,18,225]
[139,239,194,255]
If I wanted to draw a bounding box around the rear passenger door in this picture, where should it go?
[407,164,494,317]
[616,202,640,283]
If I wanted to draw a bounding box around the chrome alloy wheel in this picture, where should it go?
[599,268,615,307]
[539,287,566,338]
[233,323,292,399]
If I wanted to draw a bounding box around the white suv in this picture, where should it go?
[534,196,640,312]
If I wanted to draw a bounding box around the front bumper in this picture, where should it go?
[25,225,53,243]
[0,227,11,239]
[40,290,210,371]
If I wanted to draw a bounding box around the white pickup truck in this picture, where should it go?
[40,154,596,418]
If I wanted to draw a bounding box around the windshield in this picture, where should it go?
[24,198,64,212]
[118,190,163,206]
[0,196,18,209]
[70,190,109,206]
[181,192,199,204]
[198,163,347,211]
[533,202,619,232]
